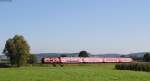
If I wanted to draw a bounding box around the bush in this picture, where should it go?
[115,63,150,72]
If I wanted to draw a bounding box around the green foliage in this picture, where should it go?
[28,54,37,64]
[3,35,30,67]
[115,63,150,72]
[143,52,150,62]
[78,51,89,57]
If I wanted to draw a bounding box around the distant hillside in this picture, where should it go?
[0,55,7,59]
[91,54,121,57]
[118,52,146,61]
[128,52,146,58]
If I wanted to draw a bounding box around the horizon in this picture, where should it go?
[1,0,150,54]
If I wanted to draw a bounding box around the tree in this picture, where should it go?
[3,35,30,67]
[28,54,37,64]
[143,52,150,62]
[78,51,89,57]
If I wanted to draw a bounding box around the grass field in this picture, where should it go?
[0,64,149,81]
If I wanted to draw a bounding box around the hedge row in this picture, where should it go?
[115,63,150,72]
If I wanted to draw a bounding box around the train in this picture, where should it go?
[41,57,133,64]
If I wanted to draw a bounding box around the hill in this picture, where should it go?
[128,52,146,58]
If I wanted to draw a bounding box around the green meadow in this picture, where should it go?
[0,64,149,81]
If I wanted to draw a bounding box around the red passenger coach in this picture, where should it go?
[42,57,133,64]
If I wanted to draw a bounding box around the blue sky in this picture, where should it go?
[0,0,150,54]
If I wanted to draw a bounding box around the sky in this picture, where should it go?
[0,0,150,54]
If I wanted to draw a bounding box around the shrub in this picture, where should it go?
[115,63,150,72]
